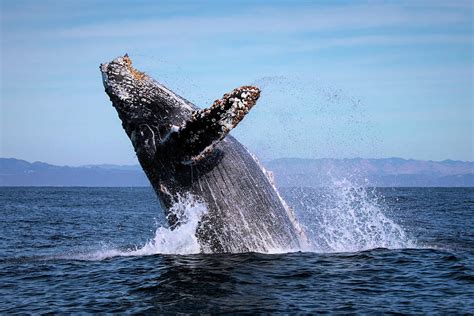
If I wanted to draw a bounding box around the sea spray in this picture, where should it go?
[285,179,416,253]
[234,76,380,162]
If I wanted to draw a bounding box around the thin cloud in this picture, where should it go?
[53,3,469,39]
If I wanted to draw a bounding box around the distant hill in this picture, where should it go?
[0,158,148,187]
[266,158,474,187]
[0,157,473,187]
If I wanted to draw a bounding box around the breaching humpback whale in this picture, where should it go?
[101,55,306,253]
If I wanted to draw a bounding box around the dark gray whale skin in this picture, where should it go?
[100,55,305,253]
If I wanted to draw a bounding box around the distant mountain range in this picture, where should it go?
[1,157,473,187]
[0,158,148,187]
[266,158,474,187]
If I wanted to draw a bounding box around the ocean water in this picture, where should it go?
[0,186,473,313]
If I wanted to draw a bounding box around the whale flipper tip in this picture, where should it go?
[169,86,261,163]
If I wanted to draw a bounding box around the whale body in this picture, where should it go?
[101,55,306,253]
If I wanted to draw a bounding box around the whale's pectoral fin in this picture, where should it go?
[169,86,260,163]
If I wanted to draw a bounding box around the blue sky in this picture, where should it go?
[1,0,472,165]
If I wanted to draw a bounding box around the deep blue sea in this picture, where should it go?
[1,187,473,313]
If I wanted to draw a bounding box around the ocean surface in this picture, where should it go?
[1,186,473,313]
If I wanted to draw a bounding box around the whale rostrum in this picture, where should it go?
[101,55,307,253]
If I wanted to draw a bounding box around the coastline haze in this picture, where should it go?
[1,157,472,187]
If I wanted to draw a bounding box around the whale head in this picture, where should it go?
[100,55,196,162]
[100,54,194,129]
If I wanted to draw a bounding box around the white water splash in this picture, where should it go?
[293,179,416,253]
[233,147,402,254]
[65,194,207,260]
[131,194,207,255]
[64,179,416,261]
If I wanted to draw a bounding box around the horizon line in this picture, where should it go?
[2,156,473,168]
